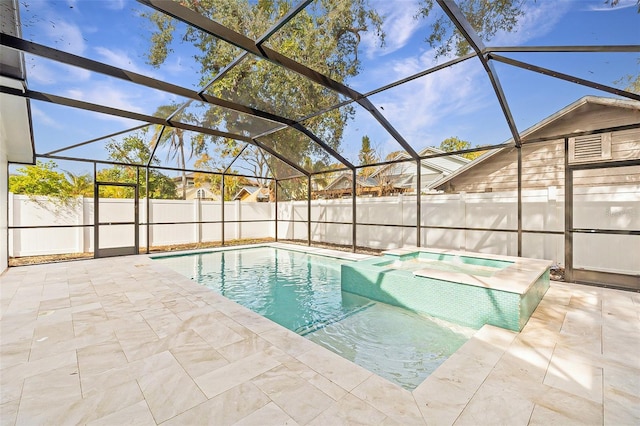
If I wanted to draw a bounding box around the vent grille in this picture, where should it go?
[573,135,602,160]
[569,133,611,164]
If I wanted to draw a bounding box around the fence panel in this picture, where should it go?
[9,189,639,278]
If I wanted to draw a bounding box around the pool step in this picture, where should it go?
[295,302,376,336]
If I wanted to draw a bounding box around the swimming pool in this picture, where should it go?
[153,246,474,390]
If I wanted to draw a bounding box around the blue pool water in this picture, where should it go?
[153,246,474,390]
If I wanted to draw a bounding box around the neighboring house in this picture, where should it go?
[233,186,271,202]
[315,147,469,198]
[432,96,640,193]
[370,147,469,193]
[315,174,380,198]
[172,172,219,200]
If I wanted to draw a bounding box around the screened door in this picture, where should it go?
[570,164,640,290]
[94,182,139,258]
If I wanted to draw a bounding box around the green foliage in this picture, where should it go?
[615,58,640,94]
[192,153,253,201]
[149,105,192,198]
[439,136,471,152]
[438,137,482,160]
[144,0,384,178]
[606,0,640,13]
[417,0,526,58]
[9,160,72,197]
[358,135,379,177]
[100,134,178,199]
[65,171,93,197]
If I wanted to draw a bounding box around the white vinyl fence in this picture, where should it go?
[8,195,274,256]
[9,185,639,275]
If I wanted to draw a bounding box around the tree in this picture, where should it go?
[418,0,639,60]
[192,153,253,201]
[9,160,71,196]
[358,135,379,177]
[417,0,527,59]
[609,2,639,94]
[64,171,93,197]
[99,134,178,199]
[145,0,384,179]
[438,136,482,160]
[150,103,191,199]
[614,58,640,94]
[606,0,640,13]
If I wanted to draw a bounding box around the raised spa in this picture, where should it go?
[341,248,552,331]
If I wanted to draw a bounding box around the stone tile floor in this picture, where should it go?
[1,247,638,425]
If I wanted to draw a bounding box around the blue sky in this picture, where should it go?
[16,0,640,175]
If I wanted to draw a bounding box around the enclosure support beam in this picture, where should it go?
[221,175,225,246]
[274,180,278,242]
[564,138,573,283]
[307,175,312,247]
[416,160,421,248]
[352,169,357,253]
[0,84,311,178]
[436,0,521,147]
[145,166,150,254]
[137,0,416,161]
[489,54,640,102]
[135,167,141,255]
[517,147,522,257]
[93,162,98,259]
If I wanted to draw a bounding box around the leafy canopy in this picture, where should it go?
[438,137,483,160]
[9,160,72,196]
[358,135,379,177]
[145,0,384,178]
[98,134,178,199]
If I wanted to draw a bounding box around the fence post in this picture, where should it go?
[546,186,557,261]
[8,192,13,257]
[194,197,201,244]
[459,191,466,251]
[235,199,241,241]
[77,197,84,254]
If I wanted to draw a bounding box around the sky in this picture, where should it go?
[13,0,640,177]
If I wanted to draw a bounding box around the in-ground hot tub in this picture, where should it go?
[341,248,552,331]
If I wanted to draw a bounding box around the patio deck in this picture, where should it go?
[1,246,638,425]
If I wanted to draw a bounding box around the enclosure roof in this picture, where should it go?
[0,0,639,180]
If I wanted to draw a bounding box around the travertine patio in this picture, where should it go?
[1,245,638,425]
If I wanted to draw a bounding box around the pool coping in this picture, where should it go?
[149,242,375,263]
[382,247,553,295]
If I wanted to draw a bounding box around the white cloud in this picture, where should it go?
[26,56,90,86]
[104,0,125,11]
[587,0,637,11]
[491,1,572,46]
[43,19,87,56]
[162,56,191,78]
[94,46,158,78]
[30,105,62,129]
[66,84,141,112]
[64,83,149,125]
[361,0,425,58]
[345,58,490,159]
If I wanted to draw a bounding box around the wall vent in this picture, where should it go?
[569,133,611,164]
